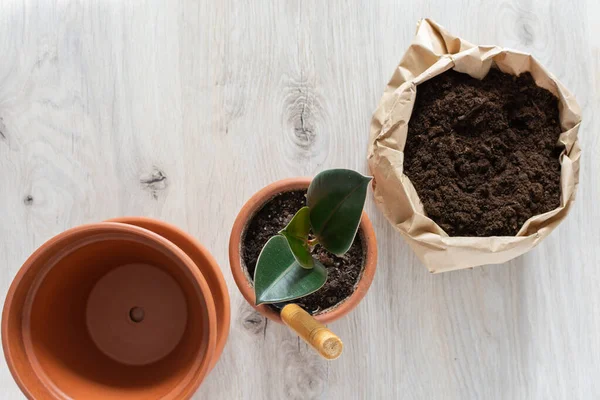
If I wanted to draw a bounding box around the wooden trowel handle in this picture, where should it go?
[280,304,343,360]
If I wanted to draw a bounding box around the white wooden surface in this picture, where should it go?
[0,1,598,399]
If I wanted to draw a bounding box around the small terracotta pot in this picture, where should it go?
[2,219,229,400]
[229,177,377,324]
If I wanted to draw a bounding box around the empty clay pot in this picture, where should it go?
[229,177,378,324]
[2,220,229,399]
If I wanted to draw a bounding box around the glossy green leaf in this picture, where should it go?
[279,206,313,269]
[307,169,372,255]
[254,235,326,305]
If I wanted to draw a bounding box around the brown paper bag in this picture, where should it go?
[367,19,582,273]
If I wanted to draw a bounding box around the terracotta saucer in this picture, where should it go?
[107,217,230,370]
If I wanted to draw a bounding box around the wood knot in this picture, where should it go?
[140,168,167,200]
[282,339,327,398]
[0,117,6,140]
[239,305,267,337]
[283,79,328,165]
[23,195,34,206]
[513,13,538,47]
[518,21,534,45]
[293,101,316,150]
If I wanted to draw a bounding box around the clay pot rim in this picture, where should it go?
[2,222,217,400]
[229,177,377,324]
[105,216,230,371]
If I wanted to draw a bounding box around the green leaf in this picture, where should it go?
[254,235,326,305]
[279,206,313,269]
[307,169,372,255]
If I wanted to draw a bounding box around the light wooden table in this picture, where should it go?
[0,1,598,399]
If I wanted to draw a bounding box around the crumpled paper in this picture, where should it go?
[367,19,582,273]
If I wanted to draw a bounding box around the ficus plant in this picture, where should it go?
[254,169,372,305]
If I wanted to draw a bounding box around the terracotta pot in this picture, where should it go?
[229,177,377,324]
[2,219,229,400]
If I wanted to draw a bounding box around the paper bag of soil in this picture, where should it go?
[367,19,581,273]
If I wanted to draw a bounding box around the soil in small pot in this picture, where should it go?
[404,69,563,237]
[242,190,364,315]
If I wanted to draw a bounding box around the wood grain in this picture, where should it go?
[0,0,598,399]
